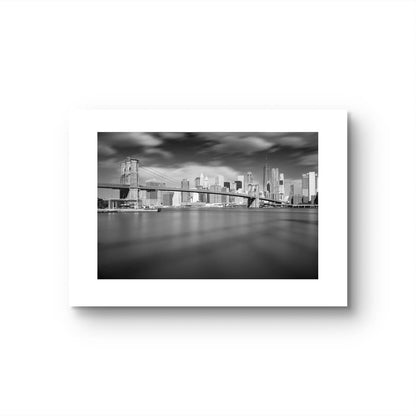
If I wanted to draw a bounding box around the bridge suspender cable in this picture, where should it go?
[139,166,181,187]
[140,166,179,186]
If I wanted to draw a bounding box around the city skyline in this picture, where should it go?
[98,132,318,185]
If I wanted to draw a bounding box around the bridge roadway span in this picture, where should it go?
[98,182,286,205]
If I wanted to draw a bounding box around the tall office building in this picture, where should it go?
[246,171,253,188]
[215,175,224,187]
[235,180,242,190]
[162,192,174,206]
[301,172,318,202]
[284,179,302,203]
[308,172,317,203]
[181,179,190,203]
[224,181,231,190]
[263,164,272,195]
[279,173,285,200]
[237,175,245,192]
[271,168,279,199]
[194,177,200,187]
[302,173,309,199]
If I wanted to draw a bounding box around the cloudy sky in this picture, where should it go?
[98,132,318,185]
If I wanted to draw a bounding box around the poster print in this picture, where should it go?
[97,132,319,280]
[69,109,347,306]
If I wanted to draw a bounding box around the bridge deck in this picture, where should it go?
[98,183,286,204]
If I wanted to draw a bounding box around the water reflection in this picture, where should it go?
[98,208,318,279]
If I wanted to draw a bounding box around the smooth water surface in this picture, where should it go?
[98,208,318,279]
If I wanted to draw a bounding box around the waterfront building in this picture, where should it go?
[235,180,242,190]
[302,172,318,202]
[293,194,303,205]
[181,179,191,203]
[209,184,222,204]
[221,187,229,204]
[162,192,174,206]
[235,189,245,205]
[172,192,181,206]
[302,173,309,199]
[284,179,302,204]
[191,192,200,203]
[224,181,231,190]
[194,177,201,187]
[144,179,164,206]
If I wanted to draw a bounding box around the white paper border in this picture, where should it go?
[69,109,347,307]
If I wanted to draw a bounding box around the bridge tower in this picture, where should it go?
[247,183,260,208]
[120,157,139,202]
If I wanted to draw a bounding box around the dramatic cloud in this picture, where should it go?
[210,135,275,155]
[296,153,318,166]
[276,135,309,148]
[98,132,318,184]
[143,148,173,159]
[157,132,186,139]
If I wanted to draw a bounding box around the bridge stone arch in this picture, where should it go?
[247,183,260,208]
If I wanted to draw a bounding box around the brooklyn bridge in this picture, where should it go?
[98,157,294,209]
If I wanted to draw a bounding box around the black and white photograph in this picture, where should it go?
[98,132,319,279]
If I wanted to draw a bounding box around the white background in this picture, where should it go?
[0,1,415,415]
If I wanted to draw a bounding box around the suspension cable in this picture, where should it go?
[139,166,180,187]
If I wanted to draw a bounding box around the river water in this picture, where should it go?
[98,208,318,279]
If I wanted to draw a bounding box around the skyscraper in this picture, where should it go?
[302,173,309,200]
[246,171,253,188]
[237,175,245,192]
[215,175,224,187]
[284,179,302,203]
[308,171,317,202]
[279,173,285,200]
[271,168,279,199]
[302,172,318,202]
[194,177,200,187]
[263,164,271,196]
